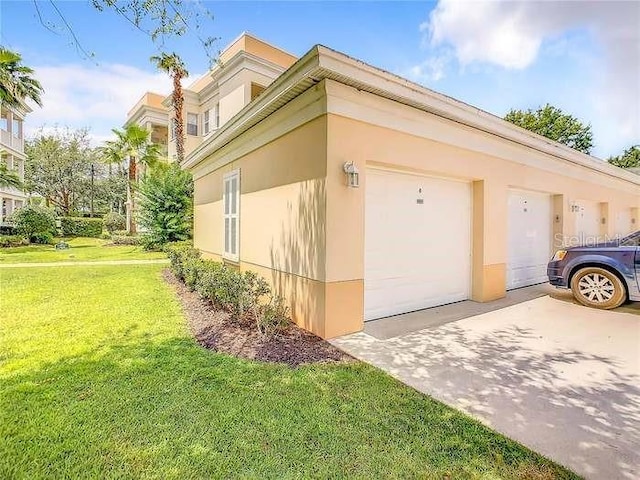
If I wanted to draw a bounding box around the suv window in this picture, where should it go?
[620,231,640,247]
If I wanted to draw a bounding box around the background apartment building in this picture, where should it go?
[126,33,296,160]
[0,102,29,223]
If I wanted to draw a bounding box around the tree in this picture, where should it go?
[608,145,640,169]
[0,160,21,189]
[504,104,594,154]
[0,47,43,108]
[25,128,94,215]
[151,53,188,162]
[103,125,161,233]
[139,162,193,247]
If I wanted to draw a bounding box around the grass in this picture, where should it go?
[0,264,579,479]
[0,237,166,263]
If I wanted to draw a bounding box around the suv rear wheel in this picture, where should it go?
[570,267,626,309]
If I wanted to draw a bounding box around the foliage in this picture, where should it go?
[112,235,140,246]
[25,128,96,215]
[103,124,161,234]
[0,224,16,235]
[0,46,43,107]
[60,217,103,238]
[165,242,285,333]
[139,163,193,247]
[151,52,188,162]
[10,204,56,243]
[0,235,29,248]
[257,296,290,336]
[0,162,21,189]
[103,211,126,232]
[31,232,54,245]
[608,145,640,169]
[504,104,594,154]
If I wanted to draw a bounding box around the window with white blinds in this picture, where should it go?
[223,170,240,261]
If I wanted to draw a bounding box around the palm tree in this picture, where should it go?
[103,125,160,233]
[0,161,21,189]
[150,53,188,163]
[0,47,43,108]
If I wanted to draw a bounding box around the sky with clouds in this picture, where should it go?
[1,0,638,158]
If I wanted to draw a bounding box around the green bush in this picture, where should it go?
[0,235,29,248]
[139,163,193,249]
[165,242,291,335]
[10,205,56,243]
[103,212,126,233]
[257,296,290,336]
[100,232,111,240]
[60,217,103,238]
[32,232,54,245]
[165,242,200,280]
[112,235,140,246]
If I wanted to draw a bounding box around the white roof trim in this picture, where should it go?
[185,45,640,186]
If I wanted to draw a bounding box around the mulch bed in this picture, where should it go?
[163,269,353,367]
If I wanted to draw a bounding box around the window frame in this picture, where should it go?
[223,169,240,262]
[214,102,220,130]
[186,112,198,136]
[203,110,210,135]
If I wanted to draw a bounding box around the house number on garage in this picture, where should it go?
[417,187,424,204]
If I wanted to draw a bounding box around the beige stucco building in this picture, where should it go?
[183,43,640,339]
[126,33,296,161]
[0,102,29,223]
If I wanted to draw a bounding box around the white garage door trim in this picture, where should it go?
[507,189,553,290]
[364,167,472,321]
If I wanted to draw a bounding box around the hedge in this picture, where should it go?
[0,235,29,248]
[60,217,103,238]
[165,242,290,335]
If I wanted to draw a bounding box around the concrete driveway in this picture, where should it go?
[332,287,640,479]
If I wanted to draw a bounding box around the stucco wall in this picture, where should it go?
[191,79,639,339]
[323,78,639,321]
[193,115,333,335]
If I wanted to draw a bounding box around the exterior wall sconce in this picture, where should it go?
[343,161,359,188]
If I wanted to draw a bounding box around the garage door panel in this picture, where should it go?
[365,169,471,321]
[507,189,552,290]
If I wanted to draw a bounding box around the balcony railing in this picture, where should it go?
[0,129,24,152]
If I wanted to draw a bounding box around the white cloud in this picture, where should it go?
[417,0,640,156]
[25,63,199,144]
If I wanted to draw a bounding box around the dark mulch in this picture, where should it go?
[163,269,353,367]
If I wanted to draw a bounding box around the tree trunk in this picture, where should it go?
[127,157,137,234]
[174,74,185,163]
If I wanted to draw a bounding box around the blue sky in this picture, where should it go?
[2,1,638,158]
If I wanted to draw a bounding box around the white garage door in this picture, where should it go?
[365,168,471,321]
[614,209,632,238]
[507,189,552,290]
[575,200,600,244]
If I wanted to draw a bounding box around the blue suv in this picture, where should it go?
[547,230,640,309]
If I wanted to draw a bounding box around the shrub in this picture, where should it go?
[103,212,126,233]
[0,225,15,235]
[165,241,200,280]
[165,242,291,335]
[139,163,193,248]
[32,232,54,244]
[100,232,111,240]
[257,296,290,336]
[60,217,103,238]
[0,235,29,248]
[112,235,140,246]
[10,205,56,242]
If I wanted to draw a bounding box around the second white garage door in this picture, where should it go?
[365,169,471,321]
[507,189,553,290]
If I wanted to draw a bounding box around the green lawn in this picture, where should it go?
[0,237,166,263]
[0,264,578,479]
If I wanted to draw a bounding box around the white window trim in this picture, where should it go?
[204,110,210,135]
[187,112,198,136]
[223,169,240,262]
